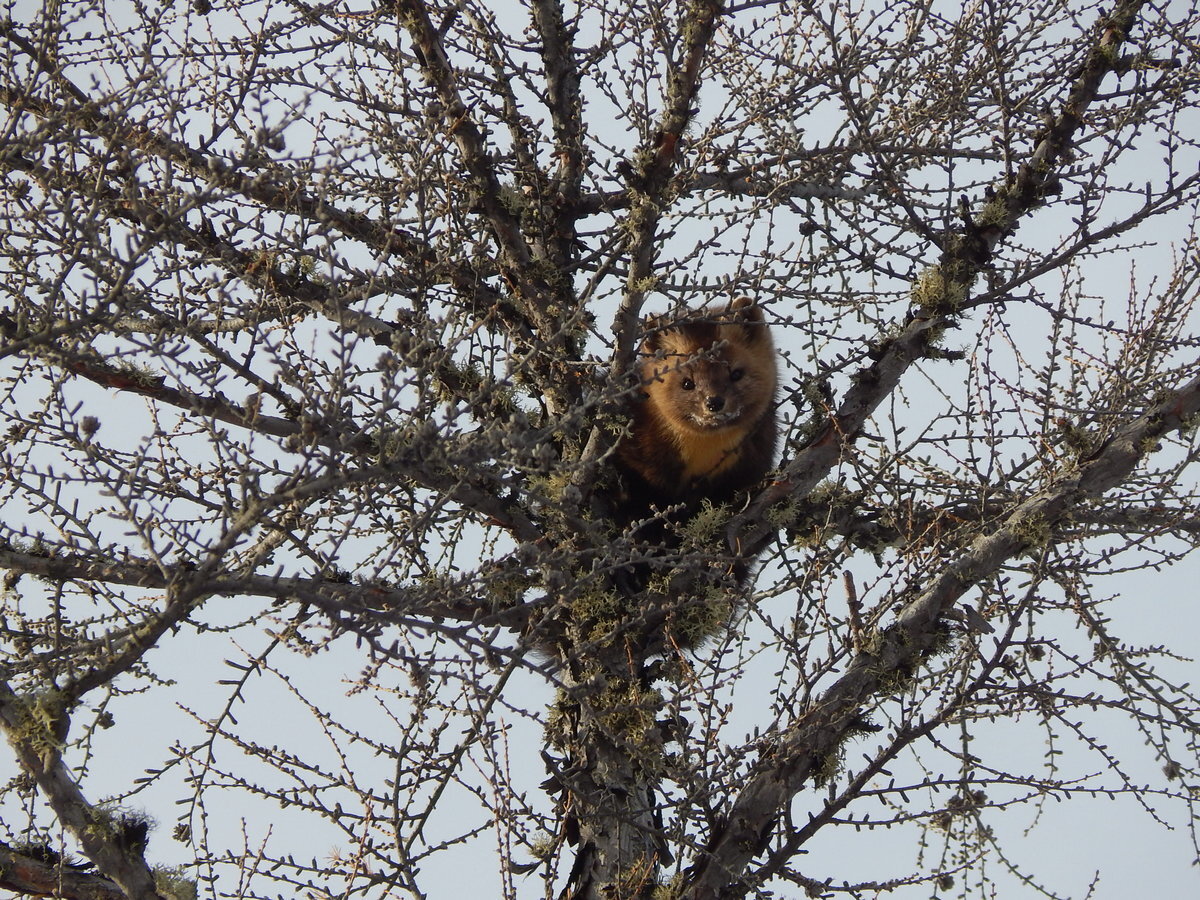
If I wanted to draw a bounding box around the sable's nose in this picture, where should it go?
[705,396,725,412]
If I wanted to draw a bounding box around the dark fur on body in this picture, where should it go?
[616,296,778,513]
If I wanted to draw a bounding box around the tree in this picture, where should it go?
[1,0,1198,897]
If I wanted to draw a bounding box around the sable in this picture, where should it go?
[616,296,778,511]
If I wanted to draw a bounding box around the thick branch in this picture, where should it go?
[729,0,1150,556]
[688,364,1200,897]
[0,681,164,899]
[530,0,586,266]
[0,842,127,900]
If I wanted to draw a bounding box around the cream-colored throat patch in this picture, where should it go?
[677,427,745,481]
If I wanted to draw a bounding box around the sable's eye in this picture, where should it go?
[730,368,744,382]
[681,378,695,391]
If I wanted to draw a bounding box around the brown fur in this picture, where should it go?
[616,296,778,508]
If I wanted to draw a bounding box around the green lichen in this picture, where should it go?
[812,742,845,787]
[112,360,163,388]
[9,689,68,760]
[911,264,968,313]
[483,568,537,611]
[529,832,556,861]
[1058,421,1095,455]
[665,588,733,650]
[652,872,687,899]
[863,626,919,697]
[570,584,639,647]
[529,465,578,506]
[1179,410,1200,438]
[788,481,863,549]
[547,679,665,774]
[153,866,198,900]
[1014,512,1053,551]
[596,679,663,751]
[976,190,1012,229]
[86,806,154,858]
[763,494,799,531]
[544,689,574,750]
[1139,430,1164,455]
[679,499,727,544]
[498,182,530,216]
[436,358,519,415]
[630,275,659,295]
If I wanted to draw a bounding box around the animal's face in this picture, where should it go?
[646,346,762,432]
[640,306,776,436]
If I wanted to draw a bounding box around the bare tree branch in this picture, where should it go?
[690,364,1200,898]
[1,0,1197,897]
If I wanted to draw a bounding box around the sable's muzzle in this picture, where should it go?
[690,408,741,428]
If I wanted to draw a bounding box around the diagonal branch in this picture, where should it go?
[0,23,422,270]
[688,364,1200,897]
[0,21,515,319]
[393,0,532,269]
[586,0,728,482]
[0,142,531,432]
[729,0,1150,556]
[0,681,165,900]
[391,0,600,418]
[616,0,726,354]
[691,1,1160,894]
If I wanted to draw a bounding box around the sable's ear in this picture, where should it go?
[724,295,768,342]
[640,313,672,351]
[727,295,764,323]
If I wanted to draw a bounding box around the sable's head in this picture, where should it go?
[639,296,776,435]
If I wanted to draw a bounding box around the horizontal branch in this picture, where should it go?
[0,841,127,900]
[572,143,1004,216]
[0,543,534,635]
[0,322,542,544]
